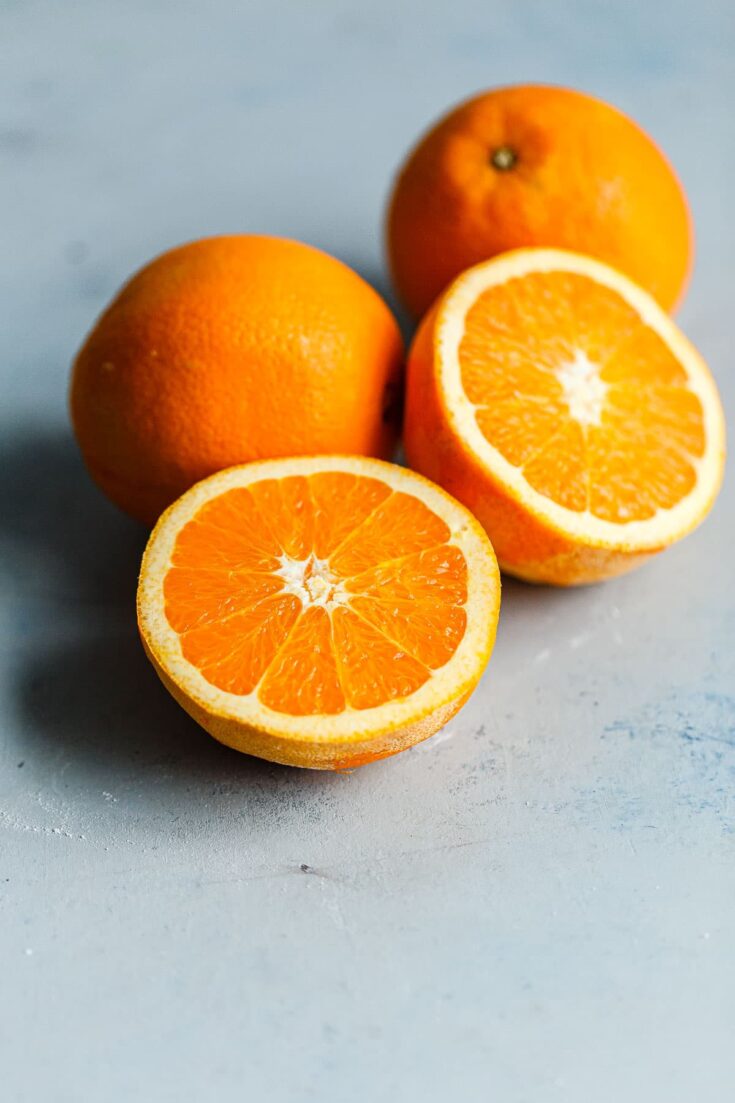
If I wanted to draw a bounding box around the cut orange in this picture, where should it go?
[404,248,725,585]
[137,456,500,769]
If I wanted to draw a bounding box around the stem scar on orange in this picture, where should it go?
[71,235,404,526]
[137,456,501,770]
[387,84,694,318]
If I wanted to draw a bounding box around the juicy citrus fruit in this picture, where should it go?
[137,456,500,769]
[387,84,693,318]
[71,236,404,526]
[404,248,725,586]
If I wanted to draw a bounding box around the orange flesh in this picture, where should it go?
[458,271,706,522]
[164,474,468,712]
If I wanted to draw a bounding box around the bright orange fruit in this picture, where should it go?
[71,236,404,526]
[387,85,693,318]
[137,456,500,769]
[404,249,725,585]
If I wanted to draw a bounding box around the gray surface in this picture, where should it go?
[1,2,734,1100]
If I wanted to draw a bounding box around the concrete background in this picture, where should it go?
[1,2,733,1100]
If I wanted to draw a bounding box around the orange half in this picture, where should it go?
[405,249,725,584]
[137,456,500,769]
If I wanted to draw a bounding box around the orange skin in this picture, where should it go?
[144,648,472,771]
[387,85,693,318]
[71,236,404,526]
[404,306,660,586]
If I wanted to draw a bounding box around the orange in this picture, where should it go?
[71,236,404,526]
[137,456,500,769]
[404,249,725,586]
[387,84,693,318]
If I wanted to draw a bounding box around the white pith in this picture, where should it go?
[275,554,349,610]
[437,249,725,550]
[557,349,607,427]
[137,456,501,745]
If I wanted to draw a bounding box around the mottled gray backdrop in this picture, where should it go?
[1,2,733,1100]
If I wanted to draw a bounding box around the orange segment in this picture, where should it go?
[601,327,689,387]
[308,472,392,558]
[404,248,725,584]
[603,384,705,457]
[259,607,345,716]
[172,487,281,572]
[164,568,285,632]
[587,421,698,522]
[330,491,450,577]
[178,594,301,696]
[137,457,501,768]
[349,597,466,670]
[522,420,588,512]
[346,544,468,604]
[345,544,469,668]
[475,400,564,468]
[247,476,314,559]
[331,607,430,709]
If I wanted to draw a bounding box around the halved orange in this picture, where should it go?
[137,456,500,769]
[404,248,725,585]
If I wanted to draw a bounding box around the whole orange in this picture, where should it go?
[387,85,693,318]
[71,236,404,525]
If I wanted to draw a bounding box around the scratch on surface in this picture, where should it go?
[196,836,498,892]
[0,809,85,841]
[321,888,347,932]
[298,863,339,881]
